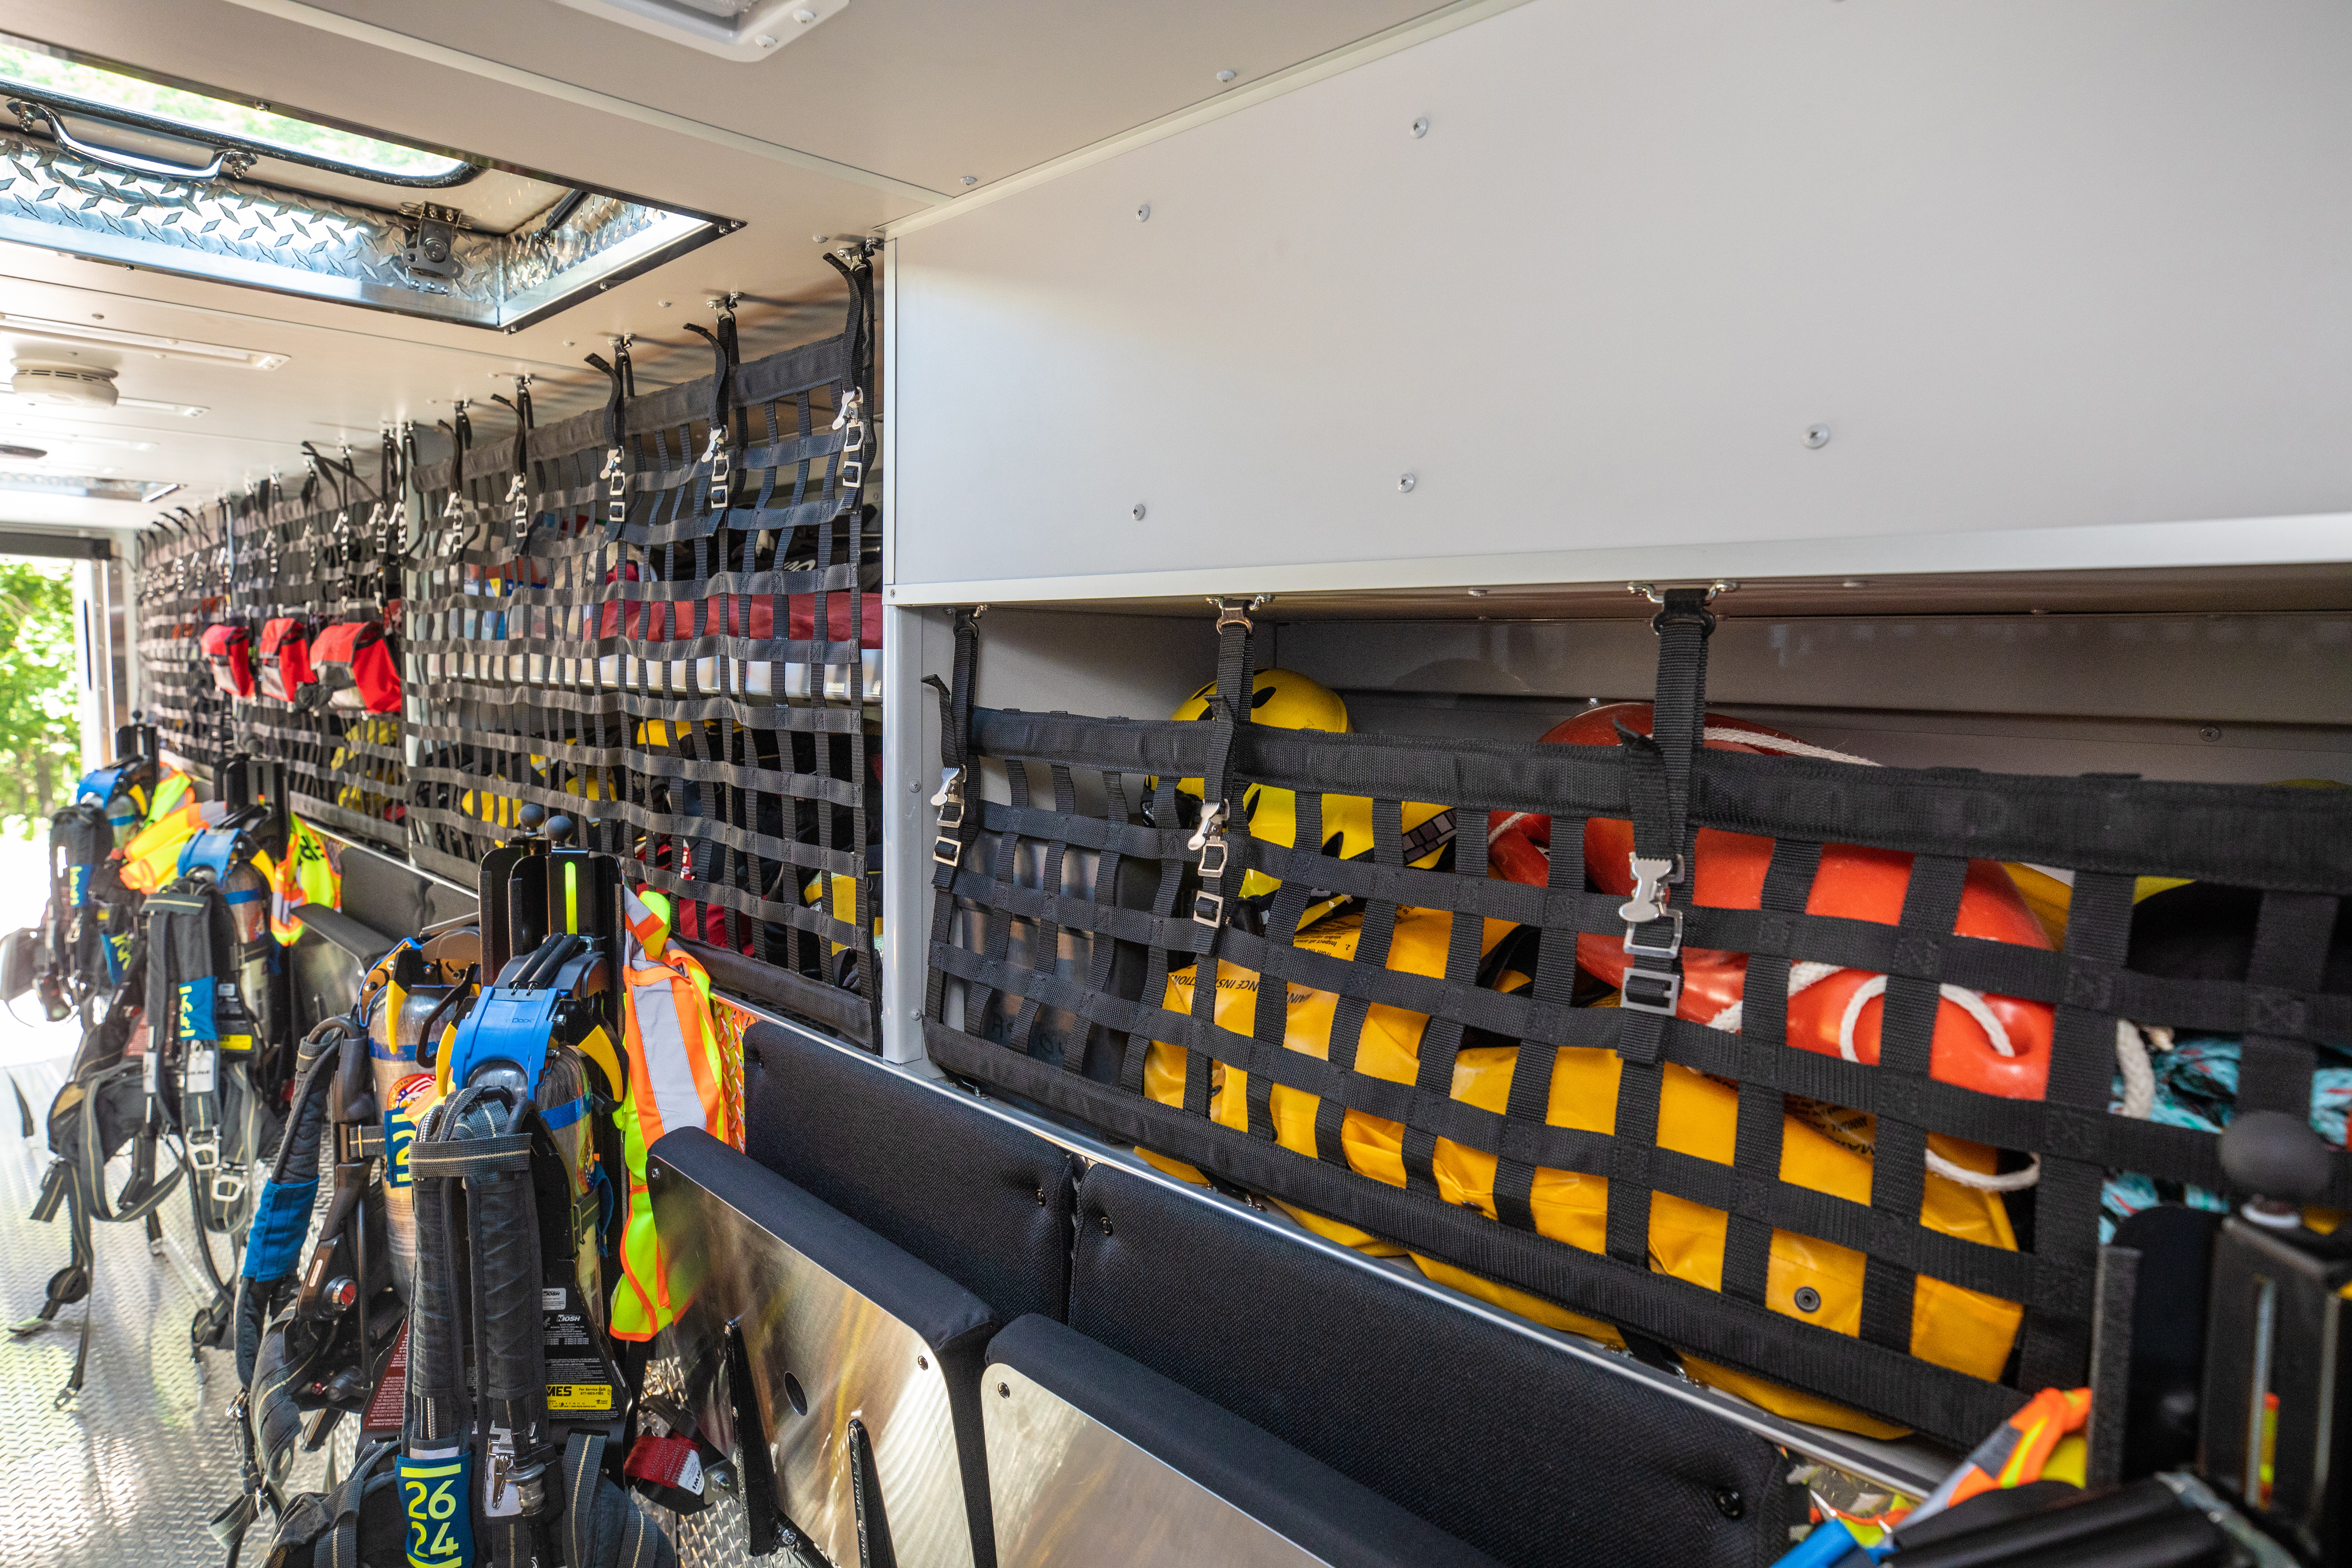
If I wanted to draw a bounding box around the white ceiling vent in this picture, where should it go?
[550,0,850,60]
[12,363,119,408]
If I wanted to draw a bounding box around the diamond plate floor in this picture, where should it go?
[0,1051,752,1568]
[0,1053,351,1568]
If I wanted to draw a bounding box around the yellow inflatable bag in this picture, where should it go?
[1141,907,2023,1437]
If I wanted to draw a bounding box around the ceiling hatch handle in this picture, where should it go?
[8,97,250,183]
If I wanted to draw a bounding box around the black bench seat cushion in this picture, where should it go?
[989,1314,1504,1568]
[740,1019,1080,1325]
[1068,1164,1796,1568]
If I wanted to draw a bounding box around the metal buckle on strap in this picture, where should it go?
[337,1123,385,1163]
[603,447,628,524]
[1620,966,1684,1015]
[210,1168,246,1206]
[1189,804,1230,927]
[505,473,531,538]
[187,1132,220,1171]
[702,430,730,514]
[931,767,966,867]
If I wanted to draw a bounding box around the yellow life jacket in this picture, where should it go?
[1144,906,2023,1439]
[610,885,733,1341]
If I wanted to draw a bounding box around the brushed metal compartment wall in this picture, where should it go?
[890,0,2352,596]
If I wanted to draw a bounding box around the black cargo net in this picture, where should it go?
[925,601,2352,1446]
[226,457,408,852]
[135,504,232,773]
[407,274,880,1039]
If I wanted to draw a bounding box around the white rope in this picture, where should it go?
[1928,1148,2044,1191]
[1835,975,2016,1062]
[1709,964,2045,1189]
[2113,1020,2174,1121]
[1702,727,1882,768]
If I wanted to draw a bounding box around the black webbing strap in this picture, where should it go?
[587,338,635,537]
[1494,815,1584,1231]
[2020,869,2134,1389]
[1182,614,1255,1120]
[685,306,739,516]
[1246,791,1318,1141]
[1604,588,1715,1268]
[1121,773,1188,1096]
[2235,890,2337,1115]
[1401,815,1488,1195]
[1859,853,1968,1353]
[924,612,982,1026]
[1722,837,1821,1306]
[502,379,536,548]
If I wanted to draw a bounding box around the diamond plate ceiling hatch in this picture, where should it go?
[0,35,733,331]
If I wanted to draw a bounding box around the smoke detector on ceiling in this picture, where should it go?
[12,363,120,407]
[549,0,850,61]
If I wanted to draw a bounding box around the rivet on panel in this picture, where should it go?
[1216,69,1237,83]
[916,1355,929,1371]
[1136,203,1151,222]
[960,175,978,186]
[997,1381,1011,1398]
[1132,503,1147,522]
[1803,424,1831,448]
[1793,1286,1821,1313]
[1397,473,1417,493]
[2199,725,2224,743]
[1410,116,1429,138]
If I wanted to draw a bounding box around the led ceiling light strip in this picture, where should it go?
[0,312,289,368]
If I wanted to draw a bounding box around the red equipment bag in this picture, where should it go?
[255,617,315,702]
[310,620,401,714]
[200,623,254,699]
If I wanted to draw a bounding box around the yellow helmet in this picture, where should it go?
[1170,668,1454,904]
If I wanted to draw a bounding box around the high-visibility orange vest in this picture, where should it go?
[611,885,732,1340]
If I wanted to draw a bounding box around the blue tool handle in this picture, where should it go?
[1768,1518,1860,1568]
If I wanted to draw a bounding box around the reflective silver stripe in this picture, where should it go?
[632,968,704,1145]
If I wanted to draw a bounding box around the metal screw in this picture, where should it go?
[755,33,779,47]
[1466,588,1488,597]
[1793,1286,1821,1312]
[960,175,977,186]
[1410,116,1430,138]
[916,1355,929,1371]
[997,1381,1011,1398]
[1398,472,1417,492]
[1216,69,1237,83]
[906,779,918,793]
[1840,578,1866,589]
[1804,424,1831,448]
[2199,725,2223,743]
[1136,202,1151,222]
[1132,503,1146,521]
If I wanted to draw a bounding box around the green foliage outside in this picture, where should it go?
[0,559,81,841]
